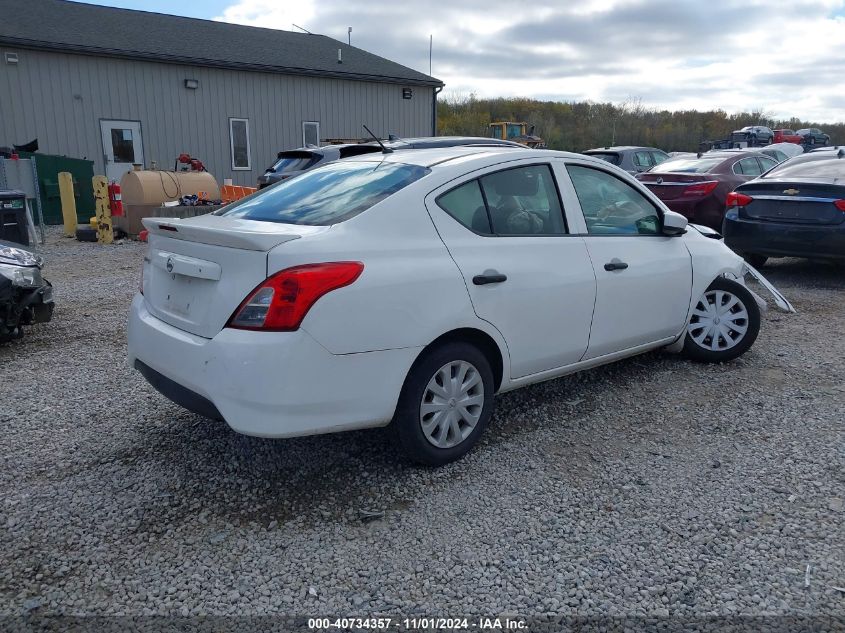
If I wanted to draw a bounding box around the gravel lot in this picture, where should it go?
[1,227,843,622]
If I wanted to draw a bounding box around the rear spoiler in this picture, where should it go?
[141,215,329,252]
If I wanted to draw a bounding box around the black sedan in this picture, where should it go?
[723,149,845,267]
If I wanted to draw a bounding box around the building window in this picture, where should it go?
[303,121,320,147]
[229,118,251,170]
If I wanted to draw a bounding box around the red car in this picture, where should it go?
[772,129,803,144]
[636,151,779,231]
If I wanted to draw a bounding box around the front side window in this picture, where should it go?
[633,152,652,169]
[758,156,778,172]
[566,164,661,235]
[436,165,566,236]
[229,118,251,170]
[651,151,669,166]
[479,165,566,235]
[219,160,429,225]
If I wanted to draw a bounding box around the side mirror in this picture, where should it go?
[662,210,688,236]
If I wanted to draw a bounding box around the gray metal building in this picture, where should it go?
[0,0,443,185]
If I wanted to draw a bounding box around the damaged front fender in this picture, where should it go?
[737,263,796,314]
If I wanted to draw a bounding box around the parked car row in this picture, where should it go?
[633,142,845,267]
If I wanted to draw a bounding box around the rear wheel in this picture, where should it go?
[683,277,760,363]
[743,253,768,268]
[393,342,494,466]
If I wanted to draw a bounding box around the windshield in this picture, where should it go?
[650,157,724,173]
[762,155,845,179]
[586,152,621,165]
[218,160,430,225]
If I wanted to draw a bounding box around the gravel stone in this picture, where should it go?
[0,226,843,621]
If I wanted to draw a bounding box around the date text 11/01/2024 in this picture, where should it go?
[308,617,528,630]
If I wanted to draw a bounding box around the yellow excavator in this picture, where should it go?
[488,122,546,149]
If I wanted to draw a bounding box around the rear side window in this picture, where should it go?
[734,158,763,176]
[437,180,489,233]
[219,160,429,225]
[436,165,566,236]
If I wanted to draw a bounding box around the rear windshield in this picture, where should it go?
[586,152,620,165]
[269,152,320,173]
[650,157,724,173]
[762,154,845,179]
[218,160,430,225]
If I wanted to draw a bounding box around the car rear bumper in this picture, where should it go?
[723,211,845,260]
[664,199,724,232]
[128,294,421,437]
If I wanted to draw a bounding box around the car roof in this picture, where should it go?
[584,146,663,153]
[385,136,524,148]
[346,146,592,169]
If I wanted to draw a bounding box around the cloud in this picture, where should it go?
[215,0,845,122]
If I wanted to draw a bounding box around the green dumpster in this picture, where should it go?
[18,152,96,225]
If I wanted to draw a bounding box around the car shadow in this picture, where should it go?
[104,351,675,534]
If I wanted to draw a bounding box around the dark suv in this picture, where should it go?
[257,137,523,188]
[795,128,830,146]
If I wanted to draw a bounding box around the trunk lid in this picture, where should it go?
[736,180,845,225]
[141,216,330,338]
[638,173,712,200]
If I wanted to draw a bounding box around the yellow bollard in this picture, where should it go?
[57,172,78,237]
[92,176,114,245]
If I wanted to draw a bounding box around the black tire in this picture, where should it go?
[393,341,495,466]
[743,253,768,268]
[75,226,97,242]
[682,277,761,363]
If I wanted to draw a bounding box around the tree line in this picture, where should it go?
[436,95,844,152]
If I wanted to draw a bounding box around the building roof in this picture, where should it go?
[0,0,443,87]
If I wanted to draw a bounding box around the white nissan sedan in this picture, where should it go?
[128,147,793,466]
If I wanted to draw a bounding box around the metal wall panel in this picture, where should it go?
[0,48,435,185]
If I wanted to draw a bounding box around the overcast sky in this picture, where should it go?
[83,0,845,122]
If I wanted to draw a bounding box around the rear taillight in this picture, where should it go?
[835,200,845,212]
[726,192,754,207]
[227,262,364,331]
[683,181,719,196]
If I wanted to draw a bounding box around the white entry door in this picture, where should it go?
[100,120,144,183]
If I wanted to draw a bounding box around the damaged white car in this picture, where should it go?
[129,147,793,466]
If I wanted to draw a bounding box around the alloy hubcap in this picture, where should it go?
[688,289,749,351]
[420,360,484,449]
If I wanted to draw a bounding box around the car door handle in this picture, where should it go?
[604,260,629,271]
[473,272,507,285]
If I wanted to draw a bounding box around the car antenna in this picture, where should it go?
[363,125,393,153]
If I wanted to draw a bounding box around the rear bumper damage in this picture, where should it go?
[128,294,421,437]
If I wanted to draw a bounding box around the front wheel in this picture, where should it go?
[393,342,495,466]
[683,277,761,363]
